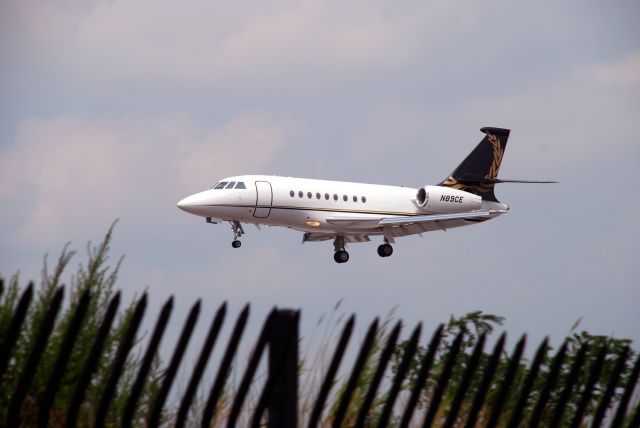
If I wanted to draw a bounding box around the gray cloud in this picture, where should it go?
[0,113,288,248]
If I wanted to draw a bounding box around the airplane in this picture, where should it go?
[177,127,554,263]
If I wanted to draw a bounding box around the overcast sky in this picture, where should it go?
[1,0,639,387]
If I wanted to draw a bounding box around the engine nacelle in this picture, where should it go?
[415,186,482,213]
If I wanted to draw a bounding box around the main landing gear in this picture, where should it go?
[333,236,349,263]
[230,220,245,248]
[334,251,349,263]
[377,241,393,258]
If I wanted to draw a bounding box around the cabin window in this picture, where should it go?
[343,195,348,202]
[214,182,228,189]
[235,182,246,189]
[316,192,321,199]
[353,195,358,202]
[307,192,312,199]
[362,196,367,203]
[333,194,338,201]
[325,193,329,200]
[225,182,236,189]
[298,191,303,198]
[290,190,294,197]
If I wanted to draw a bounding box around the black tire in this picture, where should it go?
[334,251,349,263]
[232,240,241,248]
[377,244,393,257]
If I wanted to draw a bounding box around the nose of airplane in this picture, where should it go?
[176,197,190,212]
[177,193,205,214]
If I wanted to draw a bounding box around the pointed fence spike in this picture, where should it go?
[354,320,402,428]
[463,332,507,428]
[507,337,549,428]
[148,299,201,427]
[0,283,34,382]
[226,307,276,428]
[93,293,147,428]
[611,351,640,427]
[569,344,608,428]
[591,346,630,427]
[7,286,65,428]
[549,342,589,427]
[486,335,527,427]
[332,318,379,428]
[307,314,355,428]
[399,324,444,428]
[38,289,91,428]
[377,323,422,428]
[422,328,465,428]
[443,332,487,428]
[200,304,250,428]
[175,301,227,428]
[65,291,121,428]
[527,340,568,428]
[121,296,174,428]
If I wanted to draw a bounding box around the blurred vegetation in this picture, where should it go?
[1,225,638,427]
[0,223,161,427]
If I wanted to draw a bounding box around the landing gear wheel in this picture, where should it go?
[229,221,245,249]
[377,244,393,257]
[334,250,350,263]
[332,236,349,263]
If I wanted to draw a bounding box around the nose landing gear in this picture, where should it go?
[230,221,245,249]
[333,236,350,263]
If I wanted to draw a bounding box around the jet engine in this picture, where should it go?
[415,185,482,213]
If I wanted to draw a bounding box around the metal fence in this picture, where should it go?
[1,282,639,427]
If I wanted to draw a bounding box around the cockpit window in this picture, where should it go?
[226,181,236,189]
[235,182,246,189]
[214,182,228,189]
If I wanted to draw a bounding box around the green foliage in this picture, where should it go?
[326,318,385,427]
[0,223,159,427]
[2,233,638,427]
[389,311,637,427]
[536,331,636,425]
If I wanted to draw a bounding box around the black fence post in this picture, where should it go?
[0,283,34,382]
[7,286,64,428]
[266,309,299,428]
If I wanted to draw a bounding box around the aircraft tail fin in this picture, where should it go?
[438,127,510,202]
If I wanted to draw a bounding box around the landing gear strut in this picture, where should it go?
[230,221,245,248]
[377,240,393,258]
[333,236,349,263]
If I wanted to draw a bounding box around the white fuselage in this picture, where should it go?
[177,175,507,237]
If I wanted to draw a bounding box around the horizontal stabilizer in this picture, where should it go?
[456,178,558,184]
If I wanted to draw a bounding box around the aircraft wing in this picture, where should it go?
[325,210,504,238]
[307,210,505,243]
[327,210,495,227]
[378,210,494,226]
